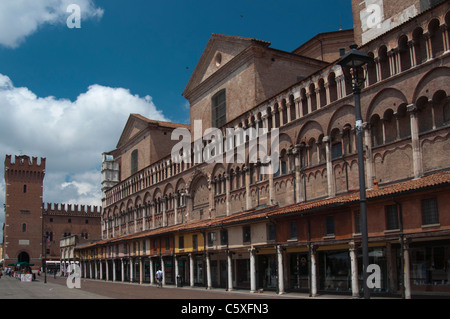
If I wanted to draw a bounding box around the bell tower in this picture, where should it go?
[3,155,46,269]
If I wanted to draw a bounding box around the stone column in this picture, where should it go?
[206,253,212,290]
[112,259,116,282]
[130,258,134,283]
[227,251,233,291]
[323,136,335,197]
[150,258,154,285]
[408,40,417,68]
[310,245,318,297]
[442,25,449,52]
[363,122,374,187]
[249,248,256,293]
[277,245,285,294]
[349,241,360,298]
[294,146,303,203]
[225,174,230,216]
[407,104,423,178]
[244,166,251,210]
[403,239,411,299]
[189,253,194,287]
[174,255,179,286]
[294,98,301,120]
[174,194,179,224]
[121,258,124,282]
[161,257,165,286]
[139,257,143,284]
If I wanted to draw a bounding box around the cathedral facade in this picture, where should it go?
[76,0,450,297]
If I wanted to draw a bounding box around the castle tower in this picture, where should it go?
[3,155,46,269]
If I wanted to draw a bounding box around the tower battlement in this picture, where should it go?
[43,202,102,217]
[5,154,46,171]
[4,154,46,182]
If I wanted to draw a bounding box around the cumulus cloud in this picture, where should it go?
[0,0,104,48]
[0,73,168,210]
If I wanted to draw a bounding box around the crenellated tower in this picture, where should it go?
[3,154,46,269]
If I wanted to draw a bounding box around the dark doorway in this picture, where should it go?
[18,251,30,263]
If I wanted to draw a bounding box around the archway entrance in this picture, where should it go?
[17,252,30,263]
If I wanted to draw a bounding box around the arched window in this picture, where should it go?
[131,149,138,175]
[212,89,226,128]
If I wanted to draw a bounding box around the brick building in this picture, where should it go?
[3,155,45,268]
[43,203,102,268]
[76,0,450,298]
[2,155,102,271]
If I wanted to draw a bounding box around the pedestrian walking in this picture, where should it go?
[156,268,163,288]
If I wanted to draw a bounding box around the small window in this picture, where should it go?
[131,149,138,175]
[385,205,399,230]
[354,211,361,234]
[290,221,298,240]
[422,198,439,225]
[193,235,198,250]
[165,238,170,251]
[243,226,251,243]
[267,224,276,241]
[208,232,215,247]
[339,48,346,56]
[212,89,226,128]
[325,216,335,236]
[220,229,228,246]
[22,223,26,232]
[23,184,27,193]
[179,236,184,250]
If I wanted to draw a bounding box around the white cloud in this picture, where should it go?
[0,0,104,48]
[0,73,169,210]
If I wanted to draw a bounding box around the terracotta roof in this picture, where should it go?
[76,170,450,250]
[131,113,190,130]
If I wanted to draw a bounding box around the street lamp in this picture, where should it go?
[338,44,374,299]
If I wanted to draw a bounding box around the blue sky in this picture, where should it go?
[0,0,353,124]
[0,0,353,238]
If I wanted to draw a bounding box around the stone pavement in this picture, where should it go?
[0,274,361,299]
[0,275,108,299]
[1,273,407,301]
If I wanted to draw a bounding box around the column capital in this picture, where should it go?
[322,135,331,143]
[407,103,417,114]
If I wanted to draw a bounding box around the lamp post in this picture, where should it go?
[338,44,374,299]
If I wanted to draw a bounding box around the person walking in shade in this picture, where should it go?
[156,268,163,288]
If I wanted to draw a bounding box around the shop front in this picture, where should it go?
[193,254,204,286]
[233,251,250,289]
[163,256,174,285]
[256,249,277,291]
[287,249,309,292]
[357,246,389,293]
[176,255,190,286]
[209,252,228,289]
[409,240,450,295]
[318,249,351,293]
